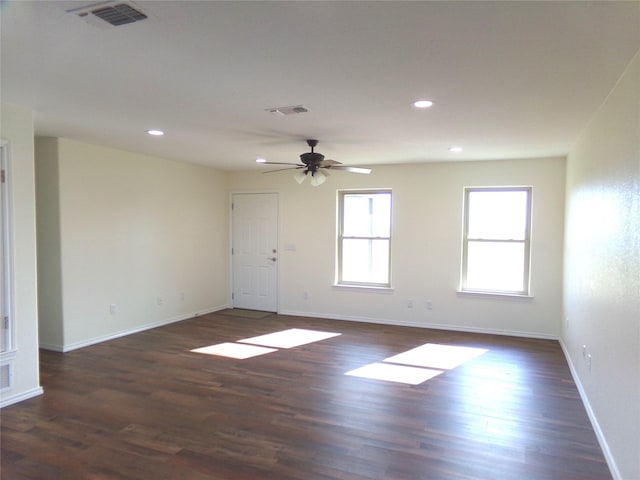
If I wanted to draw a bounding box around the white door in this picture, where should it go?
[232,193,278,311]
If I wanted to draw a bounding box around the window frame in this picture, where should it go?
[336,189,392,288]
[461,186,532,296]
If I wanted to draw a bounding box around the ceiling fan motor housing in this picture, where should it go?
[300,151,325,167]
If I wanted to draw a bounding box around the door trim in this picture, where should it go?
[229,191,280,312]
[1,139,16,356]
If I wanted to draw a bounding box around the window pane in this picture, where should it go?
[466,241,525,292]
[468,190,528,240]
[343,193,391,237]
[342,239,389,284]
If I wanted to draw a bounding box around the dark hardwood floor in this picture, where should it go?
[1,311,611,479]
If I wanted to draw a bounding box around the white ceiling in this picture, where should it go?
[2,1,639,171]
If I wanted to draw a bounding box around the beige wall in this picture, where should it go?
[0,103,42,407]
[36,138,230,351]
[563,51,640,480]
[34,137,63,348]
[229,156,566,338]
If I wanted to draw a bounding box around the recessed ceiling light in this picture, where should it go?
[256,158,267,163]
[146,129,164,136]
[449,146,463,153]
[412,100,434,109]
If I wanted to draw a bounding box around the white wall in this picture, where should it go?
[563,51,640,480]
[229,156,565,338]
[36,138,230,351]
[0,103,43,407]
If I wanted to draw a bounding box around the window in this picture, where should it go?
[337,190,392,287]
[461,187,532,295]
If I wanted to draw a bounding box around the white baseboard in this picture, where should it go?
[40,304,231,353]
[39,342,65,352]
[559,339,619,480]
[278,309,558,340]
[0,386,44,408]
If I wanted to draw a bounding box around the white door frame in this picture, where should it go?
[1,140,16,356]
[229,191,279,312]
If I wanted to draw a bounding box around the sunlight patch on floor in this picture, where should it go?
[191,342,277,359]
[345,343,488,385]
[238,328,341,349]
[345,363,443,385]
[384,343,488,370]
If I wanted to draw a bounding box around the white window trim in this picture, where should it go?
[456,290,534,299]
[460,186,532,296]
[332,284,394,293]
[336,189,392,288]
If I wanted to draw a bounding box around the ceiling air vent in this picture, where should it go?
[266,105,310,116]
[92,4,147,26]
[67,1,149,28]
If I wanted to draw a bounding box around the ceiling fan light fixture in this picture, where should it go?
[294,170,307,184]
[256,158,267,163]
[146,129,164,136]
[310,170,327,186]
[449,146,463,153]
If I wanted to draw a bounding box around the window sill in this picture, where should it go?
[456,290,534,300]
[333,284,394,293]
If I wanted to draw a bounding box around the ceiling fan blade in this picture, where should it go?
[263,166,305,173]
[328,166,372,174]
[259,161,304,166]
[318,159,341,166]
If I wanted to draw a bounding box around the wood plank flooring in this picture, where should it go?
[1,311,611,479]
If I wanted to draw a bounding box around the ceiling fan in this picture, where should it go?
[256,139,372,186]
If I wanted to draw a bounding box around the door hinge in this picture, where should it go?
[231,247,234,255]
[1,169,5,184]
[3,316,8,329]
[231,293,234,300]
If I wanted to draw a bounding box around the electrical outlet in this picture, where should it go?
[157,297,163,306]
[303,291,309,300]
[426,300,433,310]
[407,298,413,309]
[109,304,117,315]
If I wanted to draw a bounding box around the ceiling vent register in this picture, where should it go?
[92,4,147,25]
[266,105,309,116]
[67,1,148,28]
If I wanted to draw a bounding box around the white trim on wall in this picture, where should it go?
[39,304,230,352]
[0,140,16,356]
[279,309,558,340]
[559,339,621,480]
[0,386,44,409]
